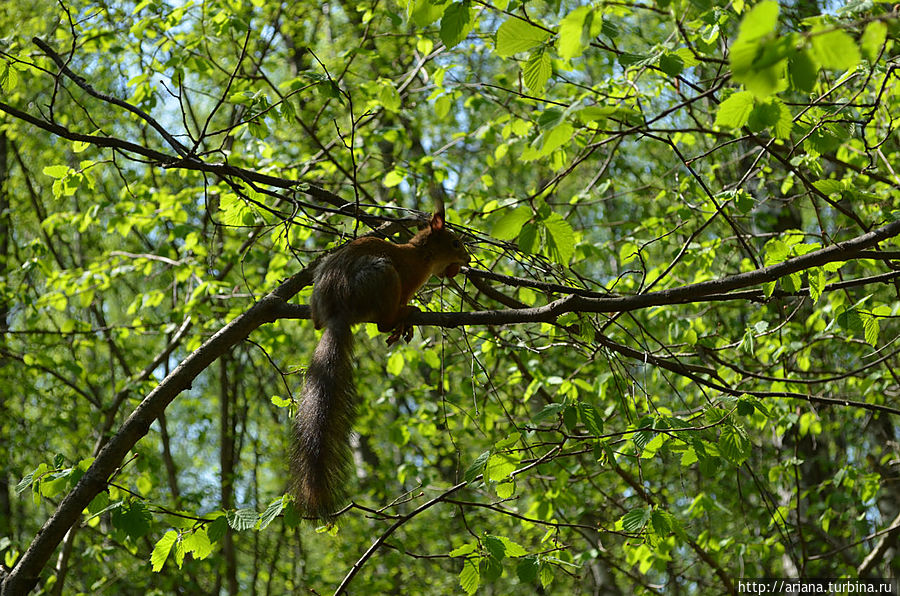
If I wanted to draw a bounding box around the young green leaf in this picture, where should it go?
[492,206,532,240]
[542,212,575,265]
[495,17,549,58]
[557,6,599,60]
[440,2,472,48]
[459,557,480,595]
[811,28,861,71]
[150,530,178,572]
[714,91,754,129]
[523,49,552,94]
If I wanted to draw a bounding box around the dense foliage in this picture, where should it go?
[1,0,899,593]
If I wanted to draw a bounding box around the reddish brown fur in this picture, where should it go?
[291,213,469,520]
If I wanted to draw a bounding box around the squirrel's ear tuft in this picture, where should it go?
[430,211,446,231]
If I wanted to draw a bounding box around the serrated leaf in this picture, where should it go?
[808,267,825,303]
[483,535,506,560]
[518,222,540,254]
[719,425,750,465]
[497,535,527,557]
[813,179,842,195]
[495,480,515,498]
[736,0,779,41]
[811,28,861,71]
[207,515,228,542]
[464,451,490,482]
[863,313,879,347]
[258,497,284,530]
[485,452,519,481]
[226,508,257,531]
[182,529,213,560]
[440,2,472,49]
[540,563,554,588]
[42,165,70,179]
[715,91,754,129]
[493,206,532,240]
[150,530,178,572]
[659,53,684,76]
[579,402,603,435]
[681,446,698,467]
[523,49,552,94]
[788,50,817,92]
[621,507,652,532]
[449,542,477,557]
[557,6,596,60]
[517,557,539,582]
[543,212,575,265]
[408,0,444,27]
[495,17,549,58]
[861,21,887,62]
[460,557,480,595]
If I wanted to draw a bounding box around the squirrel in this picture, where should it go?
[290,207,470,520]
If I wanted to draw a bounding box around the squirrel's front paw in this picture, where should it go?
[386,323,415,345]
[385,306,419,345]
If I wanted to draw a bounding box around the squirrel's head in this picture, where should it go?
[412,210,470,278]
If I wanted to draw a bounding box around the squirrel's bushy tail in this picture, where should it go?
[290,319,356,520]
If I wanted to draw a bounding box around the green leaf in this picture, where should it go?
[450,542,477,557]
[788,50,817,92]
[207,516,229,542]
[681,446,698,467]
[440,2,472,49]
[810,28,861,71]
[257,497,284,530]
[860,21,887,62]
[523,49,552,94]
[464,451,490,482]
[542,212,575,265]
[150,530,178,572]
[658,53,684,76]
[0,61,18,92]
[863,313,879,347]
[485,452,519,481]
[226,508,257,531]
[719,425,751,465]
[714,91,754,129]
[492,206,532,241]
[621,507,652,532]
[496,535,527,557]
[386,351,405,375]
[182,529,213,560]
[112,500,151,539]
[736,0,779,41]
[557,6,598,60]
[459,557,480,595]
[495,17,549,58]
[483,534,506,560]
[383,169,405,188]
[42,165,70,179]
[808,267,825,303]
[518,222,540,254]
[408,0,444,27]
[495,480,515,498]
[517,557,539,582]
[813,179,842,195]
[579,402,603,435]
